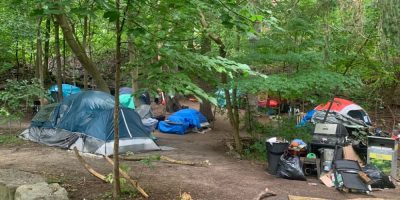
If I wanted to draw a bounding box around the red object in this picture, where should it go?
[258,99,279,108]
[315,98,358,113]
[188,97,198,102]
[288,149,307,157]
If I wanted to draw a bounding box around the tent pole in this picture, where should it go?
[323,98,335,123]
[120,109,133,138]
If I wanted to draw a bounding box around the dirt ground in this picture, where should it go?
[1,102,399,200]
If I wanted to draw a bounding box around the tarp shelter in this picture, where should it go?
[309,98,372,128]
[20,91,159,155]
[136,104,158,133]
[49,84,81,100]
[158,109,208,135]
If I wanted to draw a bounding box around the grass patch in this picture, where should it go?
[100,188,138,200]
[0,134,23,145]
[47,177,65,184]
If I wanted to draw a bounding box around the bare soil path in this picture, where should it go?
[0,103,399,199]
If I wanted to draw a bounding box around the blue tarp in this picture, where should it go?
[49,84,81,98]
[296,109,316,127]
[158,109,207,135]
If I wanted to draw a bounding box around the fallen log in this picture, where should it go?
[73,147,106,182]
[160,155,210,166]
[104,156,149,198]
[119,155,210,167]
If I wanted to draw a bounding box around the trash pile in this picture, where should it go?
[267,135,398,194]
[265,98,399,195]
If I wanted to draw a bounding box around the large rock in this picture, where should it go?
[0,169,45,200]
[15,182,68,200]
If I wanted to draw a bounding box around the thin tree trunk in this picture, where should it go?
[199,35,214,121]
[82,16,89,90]
[113,0,122,198]
[199,11,242,151]
[54,19,63,102]
[36,17,44,105]
[30,41,34,69]
[128,35,139,105]
[232,85,242,152]
[35,19,41,79]
[54,12,109,93]
[15,36,19,80]
[44,17,51,84]
[62,37,66,83]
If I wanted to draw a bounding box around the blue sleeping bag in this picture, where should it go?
[158,109,207,135]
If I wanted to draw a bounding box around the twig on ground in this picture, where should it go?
[73,147,106,182]
[254,188,276,200]
[119,155,211,167]
[161,155,210,166]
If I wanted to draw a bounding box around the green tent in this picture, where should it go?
[119,94,135,109]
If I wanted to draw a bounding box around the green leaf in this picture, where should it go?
[250,15,264,22]
[103,10,119,22]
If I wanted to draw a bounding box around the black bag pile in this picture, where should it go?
[362,164,396,189]
[276,154,306,181]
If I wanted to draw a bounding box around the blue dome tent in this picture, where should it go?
[21,91,159,155]
[49,84,81,99]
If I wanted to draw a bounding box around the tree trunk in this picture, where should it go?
[128,35,139,105]
[232,85,242,152]
[54,13,109,93]
[113,0,122,198]
[44,17,51,84]
[198,35,214,121]
[62,37,66,83]
[54,19,63,102]
[15,36,19,80]
[199,11,242,151]
[245,93,258,134]
[35,18,42,80]
[30,41,34,69]
[221,73,242,152]
[36,17,44,105]
[82,16,89,90]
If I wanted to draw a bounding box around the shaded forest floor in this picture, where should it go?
[0,102,399,200]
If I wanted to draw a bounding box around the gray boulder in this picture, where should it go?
[0,169,45,200]
[15,182,68,200]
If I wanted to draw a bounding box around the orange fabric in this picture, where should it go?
[315,98,354,112]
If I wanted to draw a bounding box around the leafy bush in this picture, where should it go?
[243,141,266,161]
[257,117,313,142]
[243,116,313,161]
[0,79,46,122]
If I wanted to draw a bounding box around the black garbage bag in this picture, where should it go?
[362,164,396,189]
[276,154,306,181]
